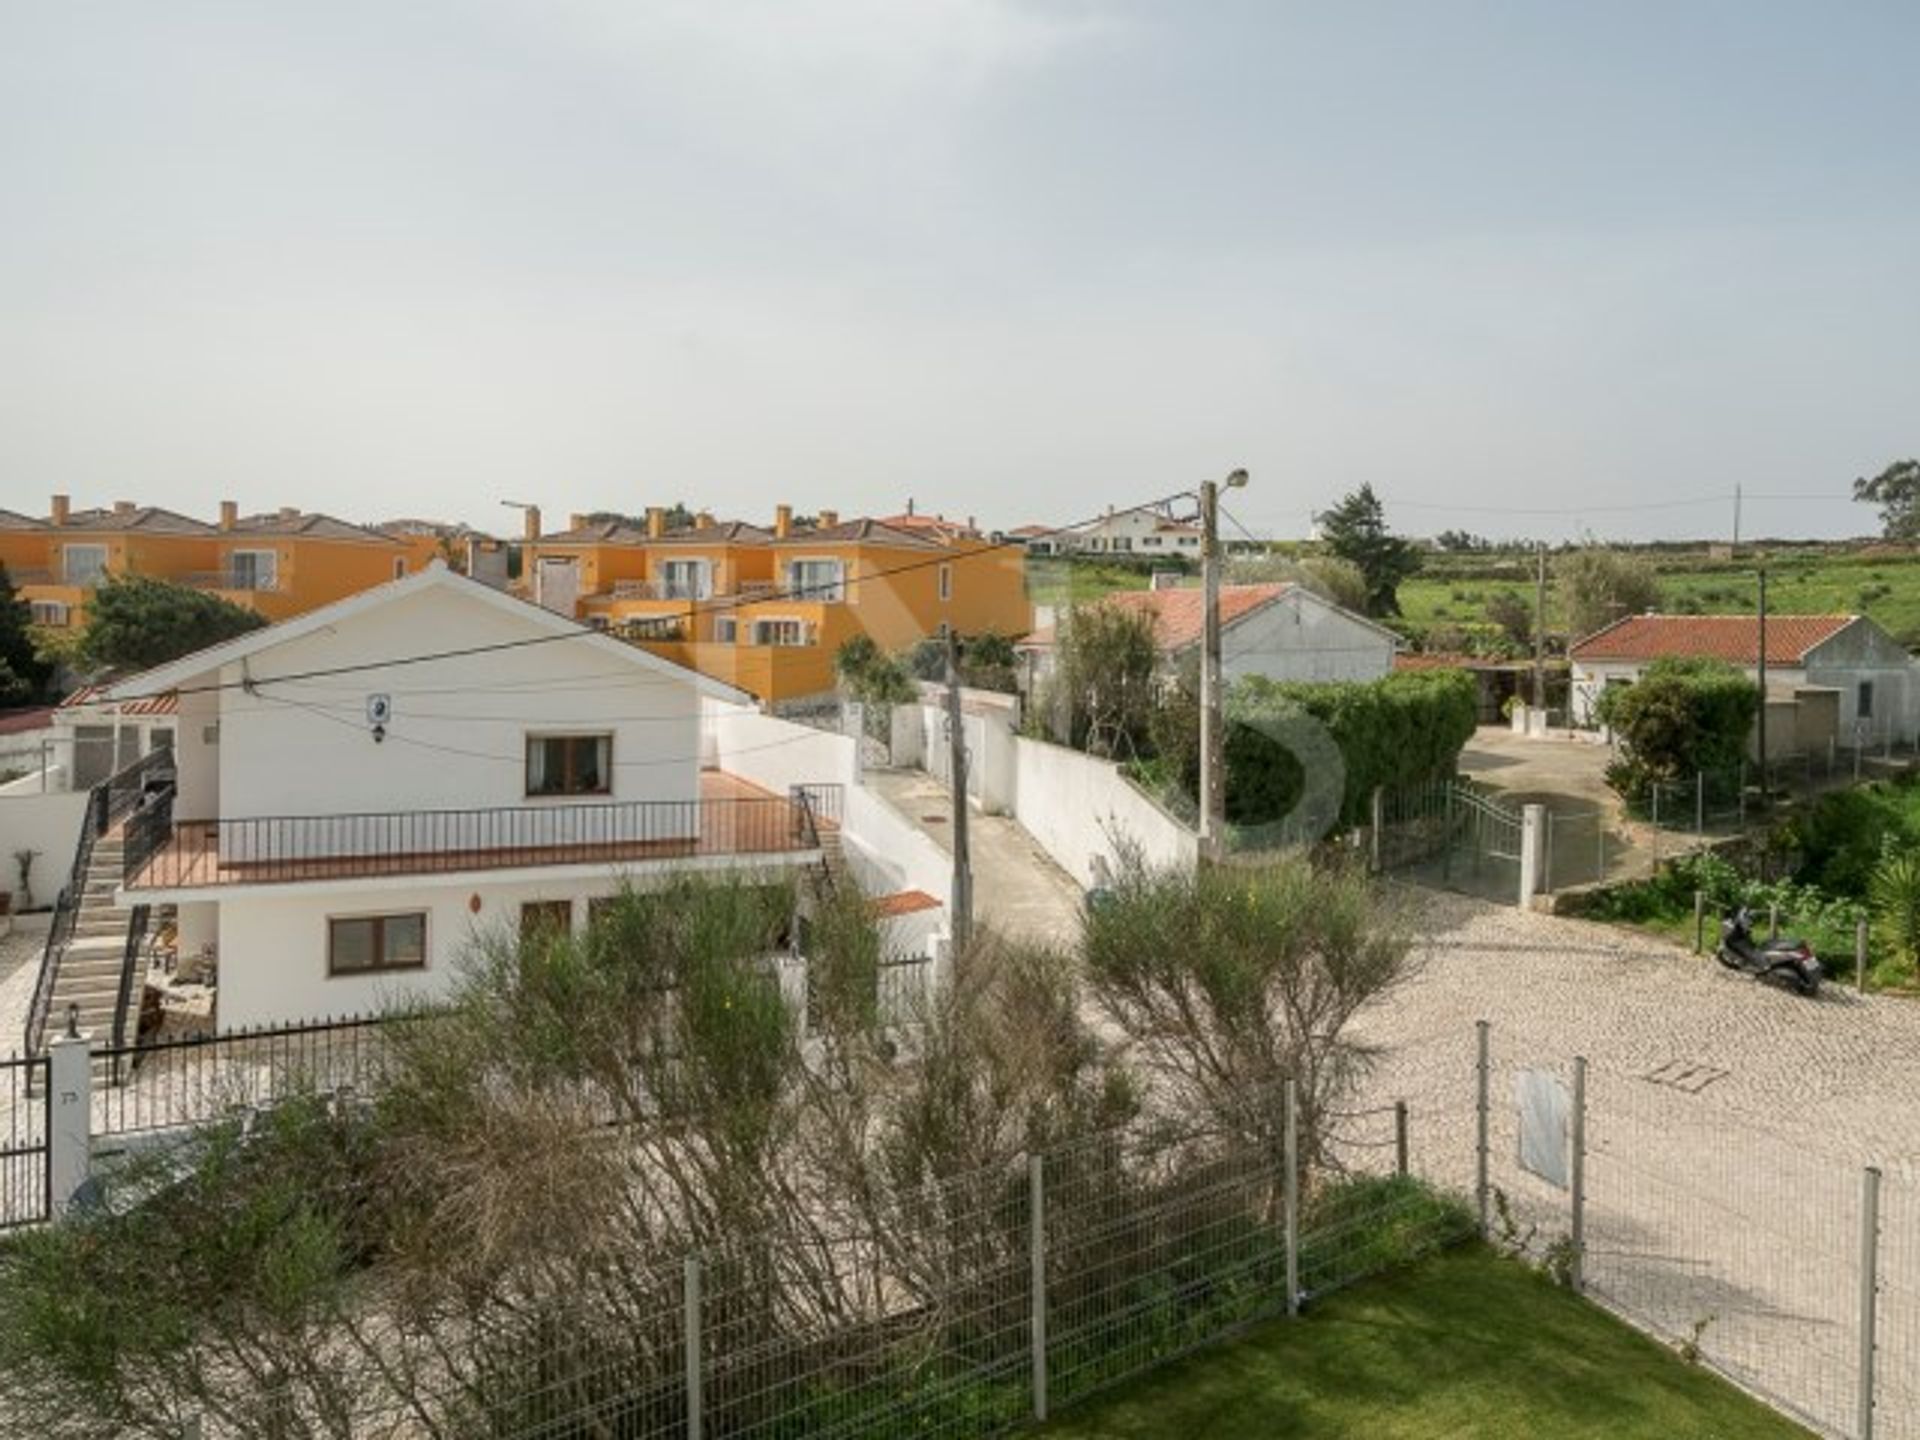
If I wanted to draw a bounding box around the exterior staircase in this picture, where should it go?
[42,835,137,1045]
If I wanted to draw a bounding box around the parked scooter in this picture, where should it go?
[1716,907,1822,996]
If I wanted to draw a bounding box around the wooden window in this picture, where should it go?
[521,900,573,942]
[328,913,427,976]
[526,734,612,796]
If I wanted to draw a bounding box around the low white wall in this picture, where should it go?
[704,701,858,797]
[1009,736,1199,889]
[0,790,90,911]
[842,784,952,912]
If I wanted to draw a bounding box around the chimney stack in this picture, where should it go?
[278,506,299,521]
[50,493,69,526]
[818,509,839,530]
[569,514,588,532]
[219,500,237,531]
[523,506,542,542]
[695,510,714,529]
[775,504,792,540]
[114,500,136,518]
[647,506,666,539]
[906,498,916,517]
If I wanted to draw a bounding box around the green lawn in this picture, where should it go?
[1040,1245,1808,1440]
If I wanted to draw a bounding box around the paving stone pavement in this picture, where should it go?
[1354,886,1920,1438]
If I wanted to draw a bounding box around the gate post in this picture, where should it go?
[1858,1166,1881,1440]
[1519,803,1546,906]
[841,700,865,786]
[48,1028,94,1219]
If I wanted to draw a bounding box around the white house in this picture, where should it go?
[76,564,835,1033]
[1016,582,1397,688]
[1568,613,1920,740]
[1013,505,1205,560]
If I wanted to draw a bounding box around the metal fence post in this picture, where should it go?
[1650,786,1660,875]
[1394,1100,1409,1178]
[1857,919,1870,995]
[1475,1021,1490,1239]
[1695,770,1705,835]
[1030,1153,1048,1421]
[1858,1166,1881,1440]
[1284,1079,1300,1318]
[684,1255,703,1440]
[1694,890,1705,954]
[1570,1057,1587,1295]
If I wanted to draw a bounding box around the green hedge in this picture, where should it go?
[1226,669,1478,827]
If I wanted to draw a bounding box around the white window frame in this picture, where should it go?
[29,600,68,627]
[658,558,713,600]
[62,544,108,587]
[784,558,844,602]
[753,617,808,647]
[229,549,279,591]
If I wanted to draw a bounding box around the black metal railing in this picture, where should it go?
[126,792,840,890]
[0,1053,50,1230]
[107,906,152,1086]
[24,750,177,1056]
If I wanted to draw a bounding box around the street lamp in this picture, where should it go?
[1200,469,1250,858]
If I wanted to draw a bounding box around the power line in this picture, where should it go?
[97,488,1199,705]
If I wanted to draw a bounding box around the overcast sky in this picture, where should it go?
[4,2,1916,541]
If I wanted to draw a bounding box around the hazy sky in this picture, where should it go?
[4,2,1916,541]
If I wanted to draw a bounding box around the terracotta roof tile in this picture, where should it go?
[59,683,180,716]
[59,506,215,535]
[231,511,401,544]
[1022,583,1292,653]
[771,518,945,549]
[871,889,942,918]
[0,508,48,532]
[1569,613,1857,666]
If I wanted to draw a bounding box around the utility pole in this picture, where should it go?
[1756,566,1769,809]
[1532,541,1547,711]
[1198,469,1248,860]
[945,629,973,949]
[1732,484,1742,551]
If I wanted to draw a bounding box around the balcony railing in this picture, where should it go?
[124,791,842,890]
[181,570,279,593]
[3,567,55,585]
[610,579,709,601]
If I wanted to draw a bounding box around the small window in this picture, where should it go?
[658,559,711,600]
[229,549,278,591]
[785,559,844,602]
[147,728,174,753]
[520,900,572,942]
[62,544,108,587]
[29,600,68,627]
[1859,680,1875,720]
[753,618,807,647]
[328,913,427,976]
[393,557,407,580]
[713,616,737,644]
[526,733,612,796]
[938,563,952,602]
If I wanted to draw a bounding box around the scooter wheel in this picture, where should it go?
[1714,949,1740,970]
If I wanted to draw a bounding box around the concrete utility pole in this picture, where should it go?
[945,629,973,949]
[1732,483,1742,551]
[1756,566,1769,809]
[1532,541,1548,711]
[1199,469,1249,859]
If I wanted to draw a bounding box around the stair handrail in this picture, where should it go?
[22,748,176,1056]
[107,905,152,1086]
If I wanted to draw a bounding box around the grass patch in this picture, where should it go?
[1040,1244,1808,1439]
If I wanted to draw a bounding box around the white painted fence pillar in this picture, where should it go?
[1519,803,1548,906]
[842,701,865,786]
[47,1029,94,1219]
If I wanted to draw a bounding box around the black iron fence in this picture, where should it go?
[126,792,841,890]
[0,1053,50,1230]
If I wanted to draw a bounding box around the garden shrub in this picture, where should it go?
[1597,658,1757,810]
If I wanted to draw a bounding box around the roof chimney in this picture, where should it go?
[218,500,237,531]
[695,510,715,529]
[818,509,839,530]
[114,500,136,518]
[523,505,541,542]
[569,513,588,532]
[775,504,792,540]
[278,506,299,521]
[647,506,666,539]
[50,493,69,526]
[906,497,916,517]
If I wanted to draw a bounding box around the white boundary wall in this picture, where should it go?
[0,789,89,911]
[1009,736,1198,890]
[702,699,858,796]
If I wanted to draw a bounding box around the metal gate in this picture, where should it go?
[1,1052,50,1229]
[1380,778,1524,904]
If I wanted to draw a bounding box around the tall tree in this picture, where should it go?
[1316,484,1420,616]
[0,564,52,706]
[1555,546,1660,641]
[1854,459,1920,541]
[80,576,267,671]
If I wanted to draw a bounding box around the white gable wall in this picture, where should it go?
[208,582,701,825]
[1220,591,1394,684]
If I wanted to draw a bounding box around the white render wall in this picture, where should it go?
[213,862,799,1030]
[704,699,858,796]
[1009,736,1198,890]
[206,584,701,831]
[0,789,89,911]
[1221,590,1394,685]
